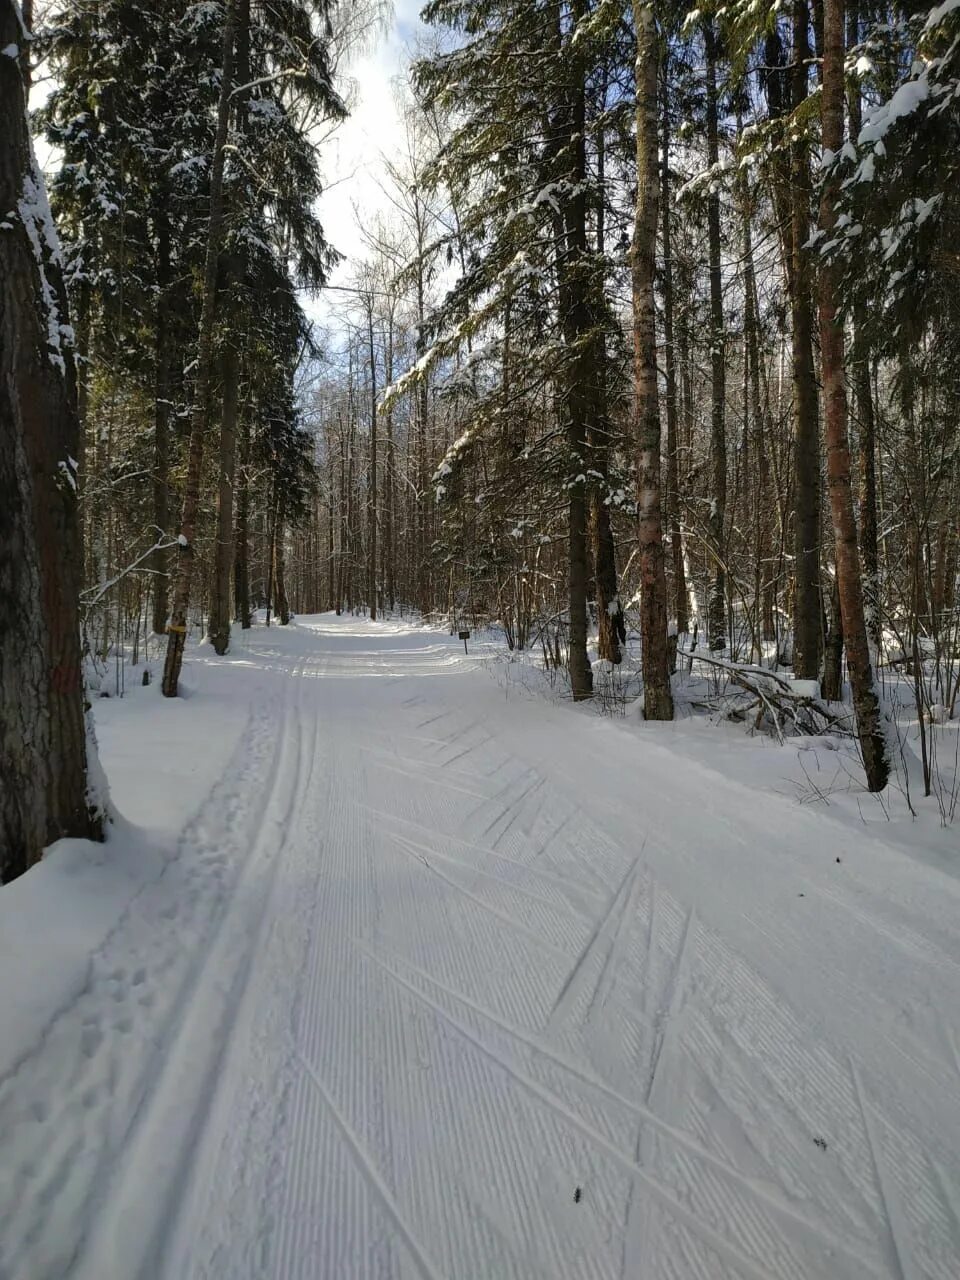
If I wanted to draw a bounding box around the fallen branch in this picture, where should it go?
[677,648,855,738]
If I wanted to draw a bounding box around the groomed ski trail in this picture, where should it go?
[3,614,960,1280]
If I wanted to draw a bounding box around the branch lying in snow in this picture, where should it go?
[81,535,179,612]
[678,649,855,741]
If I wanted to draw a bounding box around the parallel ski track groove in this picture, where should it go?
[71,653,309,1280]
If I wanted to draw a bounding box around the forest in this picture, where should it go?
[3,1,960,1275]
[4,0,960,882]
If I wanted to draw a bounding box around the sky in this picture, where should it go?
[309,0,427,329]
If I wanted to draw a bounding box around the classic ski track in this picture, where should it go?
[156,651,329,1278]
[70,652,310,1280]
[0,688,265,1098]
[0,672,290,1280]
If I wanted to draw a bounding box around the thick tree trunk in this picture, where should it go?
[705,20,727,652]
[632,0,673,720]
[818,0,889,791]
[208,344,240,654]
[1,10,101,881]
[790,0,822,680]
[161,0,236,696]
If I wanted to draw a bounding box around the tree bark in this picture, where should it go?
[632,0,673,720]
[274,516,290,625]
[1,8,101,881]
[208,344,240,654]
[705,20,727,652]
[790,0,822,680]
[161,0,236,696]
[562,4,593,701]
[661,88,687,637]
[818,0,889,791]
[234,406,251,627]
[151,198,171,634]
[367,299,378,621]
[384,316,395,612]
[590,89,625,665]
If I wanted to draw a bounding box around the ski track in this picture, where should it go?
[4,614,960,1280]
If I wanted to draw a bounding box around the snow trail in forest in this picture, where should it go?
[2,614,960,1279]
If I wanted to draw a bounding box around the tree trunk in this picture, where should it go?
[1,10,102,881]
[208,344,240,654]
[818,0,889,791]
[705,20,727,651]
[275,516,290,625]
[151,200,171,634]
[265,490,277,626]
[821,572,844,700]
[590,92,625,665]
[234,407,251,627]
[161,0,236,696]
[632,0,673,720]
[367,301,378,621]
[791,0,822,680]
[661,88,687,637]
[385,318,395,612]
[559,0,593,701]
[845,0,880,653]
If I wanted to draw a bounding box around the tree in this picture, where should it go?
[0,4,103,882]
[161,0,238,696]
[632,0,673,720]
[816,0,889,791]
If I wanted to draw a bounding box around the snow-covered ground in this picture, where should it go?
[2,614,959,1279]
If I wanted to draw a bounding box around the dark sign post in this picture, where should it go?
[458,629,470,654]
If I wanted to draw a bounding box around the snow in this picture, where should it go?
[924,0,960,28]
[16,149,70,374]
[858,78,930,146]
[2,615,960,1279]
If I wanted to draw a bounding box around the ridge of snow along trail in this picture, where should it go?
[2,615,960,1279]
